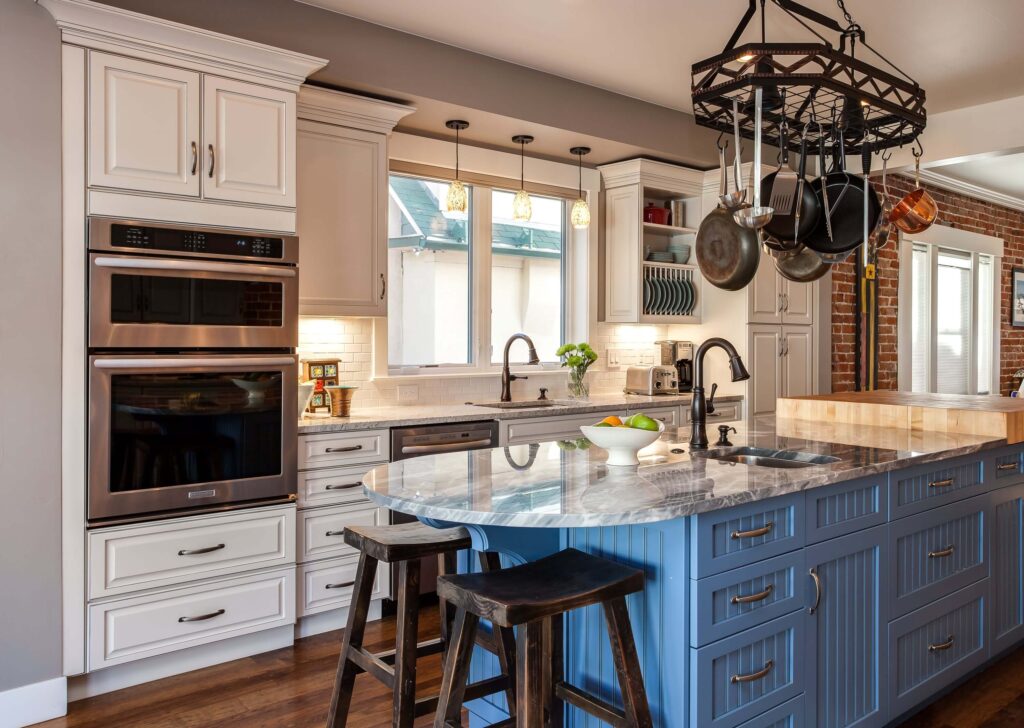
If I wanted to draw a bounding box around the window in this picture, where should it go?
[910,243,996,394]
[386,174,567,372]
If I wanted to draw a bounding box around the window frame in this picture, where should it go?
[383,171,574,376]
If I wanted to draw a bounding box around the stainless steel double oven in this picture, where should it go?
[87,218,298,523]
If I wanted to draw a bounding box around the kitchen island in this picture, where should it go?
[363,415,1024,728]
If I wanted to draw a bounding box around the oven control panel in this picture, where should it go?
[108,224,285,260]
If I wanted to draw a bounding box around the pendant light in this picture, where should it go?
[445,120,469,213]
[511,134,534,222]
[569,146,591,229]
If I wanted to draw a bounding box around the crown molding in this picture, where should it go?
[37,0,327,88]
[597,158,704,195]
[297,85,415,134]
[917,168,1024,213]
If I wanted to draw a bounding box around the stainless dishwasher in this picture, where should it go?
[383,421,499,611]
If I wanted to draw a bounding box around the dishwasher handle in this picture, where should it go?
[401,437,495,456]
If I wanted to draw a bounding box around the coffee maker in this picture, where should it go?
[657,340,694,392]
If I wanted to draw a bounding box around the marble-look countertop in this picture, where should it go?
[297,391,742,433]
[362,416,1006,528]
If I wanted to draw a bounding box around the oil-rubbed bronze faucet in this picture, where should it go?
[500,333,540,402]
[690,337,750,450]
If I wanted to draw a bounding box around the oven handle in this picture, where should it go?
[94,356,296,369]
[93,255,297,278]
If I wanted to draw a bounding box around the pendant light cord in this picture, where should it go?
[520,139,525,187]
[455,127,460,179]
[577,150,583,197]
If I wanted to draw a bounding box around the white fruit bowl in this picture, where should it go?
[579,421,665,466]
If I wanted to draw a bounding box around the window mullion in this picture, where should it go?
[969,251,979,394]
[927,244,938,392]
[472,186,493,370]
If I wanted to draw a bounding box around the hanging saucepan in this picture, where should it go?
[803,126,881,260]
[890,143,938,234]
[696,155,760,290]
[760,127,821,244]
[772,242,831,282]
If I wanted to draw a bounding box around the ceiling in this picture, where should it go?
[932,152,1024,202]
[301,0,1024,115]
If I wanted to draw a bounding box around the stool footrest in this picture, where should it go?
[347,647,394,687]
[409,672,514,719]
[374,636,445,666]
[555,681,627,728]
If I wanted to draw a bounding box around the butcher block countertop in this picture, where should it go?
[778,390,1024,444]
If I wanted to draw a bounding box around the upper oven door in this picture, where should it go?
[89,253,297,349]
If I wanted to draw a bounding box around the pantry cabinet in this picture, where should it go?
[748,253,814,326]
[748,324,814,415]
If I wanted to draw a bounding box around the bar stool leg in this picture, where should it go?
[602,597,653,728]
[394,558,422,728]
[479,552,518,712]
[438,551,457,647]
[327,552,379,728]
[516,620,546,728]
[433,608,480,728]
[546,614,564,728]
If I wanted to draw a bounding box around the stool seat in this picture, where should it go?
[343,522,471,563]
[437,548,645,627]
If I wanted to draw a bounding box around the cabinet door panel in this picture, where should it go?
[781,279,813,325]
[749,325,782,417]
[604,186,641,322]
[782,326,813,398]
[749,254,783,324]
[297,121,387,316]
[992,483,1024,654]
[203,77,295,207]
[88,52,200,196]
[804,525,887,728]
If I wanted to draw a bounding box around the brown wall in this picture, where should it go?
[831,174,1024,396]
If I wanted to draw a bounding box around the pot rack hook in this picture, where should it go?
[717,131,729,152]
[912,138,924,159]
[881,148,893,162]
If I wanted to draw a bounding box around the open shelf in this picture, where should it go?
[643,222,698,237]
[643,260,696,271]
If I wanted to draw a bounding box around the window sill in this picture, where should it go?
[372,367,569,383]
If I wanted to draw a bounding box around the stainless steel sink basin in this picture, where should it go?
[470,400,562,409]
[702,446,840,469]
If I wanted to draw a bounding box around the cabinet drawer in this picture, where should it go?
[888,579,988,719]
[691,551,803,647]
[88,568,294,670]
[88,506,295,599]
[691,611,804,728]
[691,494,804,578]
[298,502,380,563]
[298,465,373,508]
[735,694,804,728]
[889,455,986,519]
[684,401,742,423]
[503,410,620,446]
[888,496,988,618]
[804,477,887,544]
[298,430,388,470]
[297,554,385,617]
[989,446,1024,483]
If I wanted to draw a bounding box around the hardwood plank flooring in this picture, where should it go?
[38,609,1024,727]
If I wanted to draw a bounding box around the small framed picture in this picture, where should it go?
[1013,267,1024,327]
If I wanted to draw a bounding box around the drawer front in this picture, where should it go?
[735,695,804,728]
[503,410,619,446]
[88,506,295,599]
[990,446,1024,483]
[298,465,372,508]
[692,611,804,728]
[805,477,887,544]
[888,579,988,718]
[88,568,295,669]
[298,430,388,470]
[685,401,742,423]
[888,496,988,618]
[889,455,985,519]
[298,502,380,563]
[298,554,385,616]
[691,494,804,578]
[691,551,803,647]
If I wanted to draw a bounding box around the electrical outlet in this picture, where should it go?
[398,384,419,402]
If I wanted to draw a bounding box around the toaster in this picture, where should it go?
[624,365,678,395]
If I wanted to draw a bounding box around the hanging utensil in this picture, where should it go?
[765,92,798,215]
[734,87,774,230]
[720,100,747,210]
[890,142,938,234]
[761,125,821,244]
[716,134,733,209]
[870,149,894,248]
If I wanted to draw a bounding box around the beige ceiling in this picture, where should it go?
[301,0,1024,115]
[934,152,1024,201]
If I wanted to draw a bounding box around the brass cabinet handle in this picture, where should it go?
[731,522,774,540]
[731,583,774,605]
[731,659,774,684]
[928,634,955,652]
[325,445,363,453]
[998,462,1019,472]
[178,608,225,623]
[808,567,822,614]
[325,482,362,491]
[928,544,955,558]
[178,543,225,556]
[325,580,356,590]
[208,143,215,178]
[928,477,955,489]
[380,273,386,300]
[325,529,346,537]
[190,141,197,175]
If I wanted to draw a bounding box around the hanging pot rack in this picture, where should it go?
[691,0,926,155]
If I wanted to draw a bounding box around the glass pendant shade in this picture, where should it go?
[571,197,590,229]
[446,179,467,213]
[513,188,532,222]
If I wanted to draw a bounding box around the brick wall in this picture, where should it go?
[831,174,1024,395]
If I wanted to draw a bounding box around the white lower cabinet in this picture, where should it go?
[88,567,295,670]
[297,464,374,509]
[502,406,680,446]
[748,324,814,415]
[297,501,381,563]
[298,554,384,617]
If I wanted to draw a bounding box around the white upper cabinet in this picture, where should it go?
[88,53,201,197]
[203,77,295,208]
[781,325,814,397]
[780,278,814,325]
[748,254,816,325]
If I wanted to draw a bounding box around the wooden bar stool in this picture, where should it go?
[433,548,653,728]
[328,522,516,728]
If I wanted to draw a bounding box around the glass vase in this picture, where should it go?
[567,368,590,401]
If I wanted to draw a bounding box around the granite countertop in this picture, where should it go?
[297,391,743,433]
[362,416,1006,528]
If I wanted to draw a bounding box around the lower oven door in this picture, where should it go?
[88,354,297,522]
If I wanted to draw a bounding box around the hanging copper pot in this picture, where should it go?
[890,145,937,234]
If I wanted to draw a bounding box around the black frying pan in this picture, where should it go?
[760,132,820,243]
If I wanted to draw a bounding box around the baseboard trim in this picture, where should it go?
[0,677,67,728]
[295,599,381,639]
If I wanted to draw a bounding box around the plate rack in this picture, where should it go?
[641,262,700,323]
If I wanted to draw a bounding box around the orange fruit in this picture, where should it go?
[600,415,623,427]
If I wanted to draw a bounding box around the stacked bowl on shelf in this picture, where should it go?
[668,241,691,264]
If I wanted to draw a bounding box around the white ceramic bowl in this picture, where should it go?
[579,420,665,466]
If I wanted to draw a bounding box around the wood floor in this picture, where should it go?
[40,608,1024,728]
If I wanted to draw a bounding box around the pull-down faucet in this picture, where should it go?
[500,333,540,402]
[689,337,750,450]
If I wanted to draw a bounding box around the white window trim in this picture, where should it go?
[374,133,600,380]
[897,226,1002,394]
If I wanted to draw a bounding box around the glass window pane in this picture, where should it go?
[387,176,472,367]
[935,249,972,395]
[490,190,565,364]
[911,246,928,392]
[977,255,993,394]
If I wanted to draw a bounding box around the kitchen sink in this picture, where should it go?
[701,446,840,469]
[470,400,563,409]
